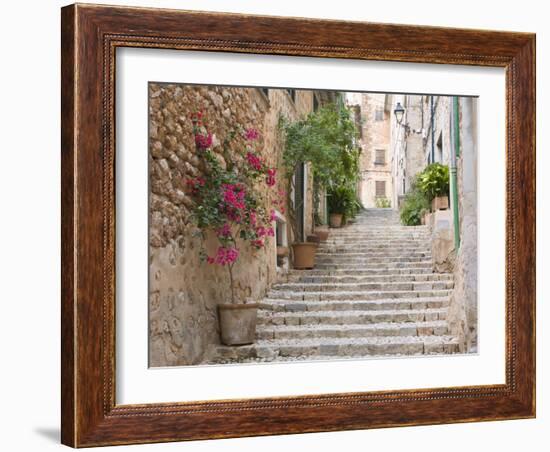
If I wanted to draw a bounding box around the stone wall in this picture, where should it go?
[148,84,316,366]
[149,84,275,366]
[448,97,478,352]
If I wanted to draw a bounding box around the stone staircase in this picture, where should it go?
[214,208,459,363]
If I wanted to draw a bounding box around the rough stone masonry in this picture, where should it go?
[148,83,277,366]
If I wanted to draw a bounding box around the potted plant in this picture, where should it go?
[416,163,450,211]
[399,179,431,226]
[186,112,277,346]
[327,184,359,228]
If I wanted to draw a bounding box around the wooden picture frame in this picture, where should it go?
[61,3,535,447]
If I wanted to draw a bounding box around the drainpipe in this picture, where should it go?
[430,96,435,163]
[450,97,461,250]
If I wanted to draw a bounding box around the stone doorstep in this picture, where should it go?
[256,321,450,340]
[259,297,450,312]
[213,335,460,360]
[271,281,454,292]
[257,308,448,326]
[266,289,452,301]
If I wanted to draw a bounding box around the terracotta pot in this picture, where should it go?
[329,213,344,228]
[217,303,258,346]
[432,196,449,211]
[291,242,317,269]
[314,227,330,241]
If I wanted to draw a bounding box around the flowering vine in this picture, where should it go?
[186,112,277,304]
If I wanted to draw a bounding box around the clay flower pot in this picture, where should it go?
[218,303,258,346]
[314,227,330,241]
[291,242,318,269]
[432,196,449,211]
[329,213,344,228]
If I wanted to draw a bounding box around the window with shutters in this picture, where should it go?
[375,181,386,198]
[375,149,386,165]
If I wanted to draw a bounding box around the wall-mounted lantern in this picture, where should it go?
[393,102,405,125]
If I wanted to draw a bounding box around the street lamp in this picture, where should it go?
[393,102,405,125]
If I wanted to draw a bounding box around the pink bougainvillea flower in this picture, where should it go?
[222,184,246,210]
[266,168,277,186]
[195,133,213,150]
[185,177,205,194]
[249,210,257,226]
[209,246,239,265]
[267,227,275,237]
[246,151,263,171]
[269,209,277,222]
[251,239,264,248]
[217,223,232,238]
[244,128,260,141]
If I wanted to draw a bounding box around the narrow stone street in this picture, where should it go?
[214,209,460,363]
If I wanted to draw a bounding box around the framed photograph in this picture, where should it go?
[61,3,535,447]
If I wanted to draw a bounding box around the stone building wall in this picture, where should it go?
[402,96,425,193]
[149,84,273,366]
[346,93,392,208]
[422,96,452,166]
[148,84,316,366]
[447,97,478,351]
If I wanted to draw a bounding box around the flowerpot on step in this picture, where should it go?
[314,227,329,241]
[432,196,449,211]
[329,213,344,228]
[218,303,258,346]
[291,242,317,269]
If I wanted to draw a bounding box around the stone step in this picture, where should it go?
[316,258,432,265]
[328,233,430,237]
[318,245,431,252]
[259,296,450,312]
[315,260,434,269]
[266,289,452,302]
[289,273,453,284]
[214,335,460,362]
[316,252,432,260]
[321,237,431,246]
[256,320,450,339]
[290,267,436,276]
[272,281,453,293]
[258,308,448,326]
